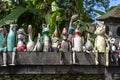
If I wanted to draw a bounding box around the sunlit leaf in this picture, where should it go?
[51,1,59,12]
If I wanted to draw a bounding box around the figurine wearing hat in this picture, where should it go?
[16,28,26,51]
[72,25,84,64]
[59,27,71,52]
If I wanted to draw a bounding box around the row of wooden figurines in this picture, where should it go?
[0,15,120,66]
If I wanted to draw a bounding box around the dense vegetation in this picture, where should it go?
[0,0,112,40]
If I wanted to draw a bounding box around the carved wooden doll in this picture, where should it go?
[33,33,42,51]
[72,25,84,63]
[16,28,26,51]
[83,33,93,53]
[42,24,51,52]
[2,24,17,66]
[94,21,109,66]
[118,41,120,58]
[60,28,71,52]
[51,16,60,52]
[109,38,117,64]
[27,25,35,51]
[0,28,4,51]
[68,15,78,42]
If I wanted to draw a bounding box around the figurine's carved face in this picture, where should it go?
[28,25,32,33]
[18,34,24,39]
[10,24,17,31]
[95,26,105,35]
[0,28,3,33]
[42,24,50,34]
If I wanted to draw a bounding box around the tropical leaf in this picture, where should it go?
[80,26,87,33]
[75,0,84,14]
[51,1,59,12]
[93,10,105,15]
[0,6,27,27]
[45,13,52,25]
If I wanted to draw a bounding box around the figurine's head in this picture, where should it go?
[42,24,50,34]
[0,28,4,34]
[95,21,106,35]
[10,24,17,31]
[37,33,41,41]
[62,28,68,40]
[28,25,32,33]
[110,38,115,44]
[95,25,105,35]
[56,16,59,21]
[53,29,59,38]
[17,28,26,40]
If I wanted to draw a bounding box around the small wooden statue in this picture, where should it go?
[16,28,26,51]
[83,33,93,53]
[94,21,109,66]
[27,25,35,51]
[72,25,84,63]
[2,24,17,66]
[0,28,4,51]
[60,28,71,52]
[42,24,51,52]
[51,16,60,52]
[33,33,42,51]
[68,15,78,42]
[117,41,120,58]
[109,38,117,64]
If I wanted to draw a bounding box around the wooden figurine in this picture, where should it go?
[2,24,17,66]
[83,33,93,53]
[68,15,78,42]
[0,28,5,51]
[118,41,120,58]
[42,24,51,52]
[0,28,6,66]
[109,38,117,64]
[72,25,84,64]
[60,27,71,52]
[117,41,120,65]
[16,28,26,51]
[93,21,109,66]
[51,16,60,52]
[33,33,42,51]
[27,25,35,51]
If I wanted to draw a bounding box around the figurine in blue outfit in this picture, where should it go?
[68,15,78,42]
[2,24,17,66]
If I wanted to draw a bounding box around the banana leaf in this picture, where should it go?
[51,1,59,12]
[75,0,84,14]
[0,6,27,27]
[93,10,105,15]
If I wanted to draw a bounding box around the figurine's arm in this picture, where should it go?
[105,37,110,64]
[93,38,99,65]
[69,15,78,27]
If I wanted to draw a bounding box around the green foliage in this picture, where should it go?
[0,0,113,40]
[93,10,105,15]
[0,7,27,27]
